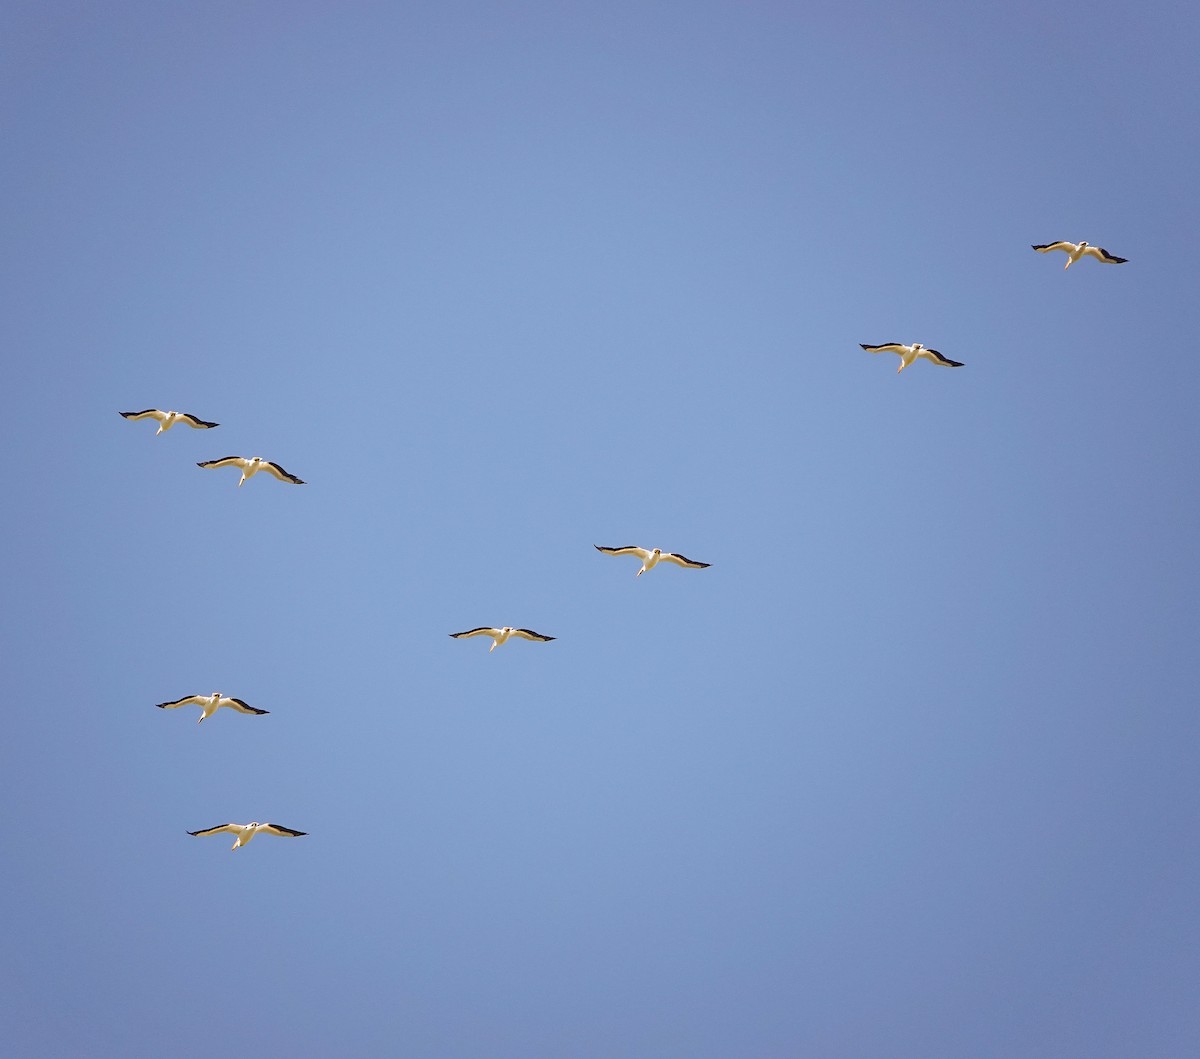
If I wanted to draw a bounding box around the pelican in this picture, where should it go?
[858,343,964,373]
[594,545,711,577]
[197,456,305,486]
[120,409,219,434]
[187,822,307,850]
[156,692,269,724]
[1032,241,1127,268]
[449,627,556,652]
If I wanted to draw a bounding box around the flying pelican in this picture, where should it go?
[1032,241,1128,268]
[197,456,305,486]
[858,343,964,373]
[156,692,269,724]
[187,822,307,850]
[120,409,219,434]
[449,627,556,652]
[594,545,711,577]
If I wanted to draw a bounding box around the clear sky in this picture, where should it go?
[2,2,1198,1056]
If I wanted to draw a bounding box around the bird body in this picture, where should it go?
[594,545,711,577]
[120,409,219,434]
[1032,241,1127,269]
[449,626,556,652]
[156,692,269,724]
[858,343,964,373]
[187,822,307,850]
[197,456,305,487]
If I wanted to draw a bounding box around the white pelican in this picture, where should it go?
[1032,241,1127,268]
[449,627,556,652]
[156,692,269,724]
[858,343,964,373]
[120,409,219,433]
[187,822,307,850]
[594,545,711,577]
[197,456,305,486]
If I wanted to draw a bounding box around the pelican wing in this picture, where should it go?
[1031,242,1075,254]
[261,460,305,485]
[511,629,556,642]
[261,824,307,838]
[1081,245,1127,264]
[594,545,652,560]
[659,552,711,569]
[156,695,208,710]
[223,698,269,716]
[178,412,220,429]
[917,348,964,368]
[120,409,167,422]
[188,824,240,837]
[859,343,910,355]
[197,456,248,471]
[450,627,503,640]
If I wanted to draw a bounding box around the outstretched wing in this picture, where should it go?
[511,629,556,642]
[223,698,268,716]
[261,824,307,838]
[197,456,247,470]
[1082,245,1127,264]
[659,552,711,569]
[450,627,502,639]
[179,412,219,429]
[261,461,305,484]
[919,348,965,368]
[188,824,239,837]
[120,409,167,422]
[1032,242,1075,254]
[156,695,207,710]
[594,545,651,560]
[859,343,909,355]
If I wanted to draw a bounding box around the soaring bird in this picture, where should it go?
[120,409,219,434]
[1032,241,1127,269]
[858,343,964,373]
[187,822,307,850]
[594,545,711,577]
[156,692,269,724]
[449,627,556,652]
[197,456,305,487]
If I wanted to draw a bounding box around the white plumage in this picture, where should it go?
[858,343,964,373]
[155,692,269,724]
[120,408,219,434]
[197,455,305,487]
[1032,241,1127,269]
[449,626,556,652]
[594,545,711,577]
[187,822,307,850]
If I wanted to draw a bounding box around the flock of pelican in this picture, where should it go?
[121,236,1126,850]
[851,239,1127,372]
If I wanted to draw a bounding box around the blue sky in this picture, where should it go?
[3,2,1198,1055]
